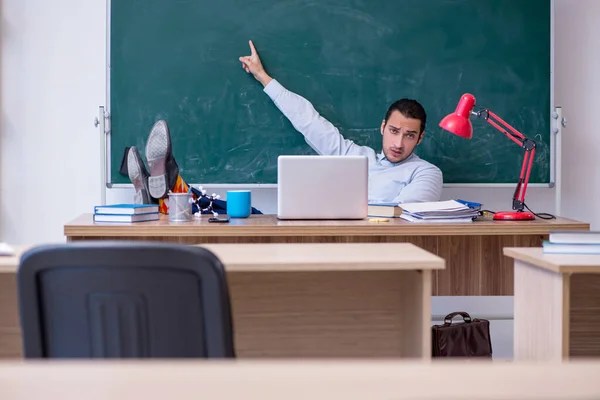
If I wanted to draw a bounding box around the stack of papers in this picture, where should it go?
[399,200,480,223]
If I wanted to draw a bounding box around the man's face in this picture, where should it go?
[380,111,423,163]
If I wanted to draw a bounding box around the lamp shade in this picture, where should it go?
[439,93,476,139]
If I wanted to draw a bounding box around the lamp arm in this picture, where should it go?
[513,146,535,211]
[473,109,526,145]
[473,108,537,212]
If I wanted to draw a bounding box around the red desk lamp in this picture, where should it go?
[439,94,536,221]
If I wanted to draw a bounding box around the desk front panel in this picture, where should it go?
[0,269,431,359]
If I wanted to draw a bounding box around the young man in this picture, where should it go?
[239,40,443,204]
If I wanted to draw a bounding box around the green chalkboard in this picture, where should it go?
[110,0,551,185]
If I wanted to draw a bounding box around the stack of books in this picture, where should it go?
[543,231,600,254]
[368,200,480,223]
[93,204,160,223]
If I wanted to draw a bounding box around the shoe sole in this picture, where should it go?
[146,120,170,199]
[127,147,151,204]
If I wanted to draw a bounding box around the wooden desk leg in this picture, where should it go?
[0,274,22,358]
[411,270,432,359]
[514,260,569,361]
[569,274,600,357]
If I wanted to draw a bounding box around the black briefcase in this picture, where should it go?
[432,311,492,357]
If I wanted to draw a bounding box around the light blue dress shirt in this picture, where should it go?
[264,80,443,204]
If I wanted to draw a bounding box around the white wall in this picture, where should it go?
[554,0,600,229]
[1,0,106,244]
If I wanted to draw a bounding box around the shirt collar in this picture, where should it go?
[377,151,416,165]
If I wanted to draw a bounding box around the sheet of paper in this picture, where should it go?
[400,200,469,213]
[0,242,15,256]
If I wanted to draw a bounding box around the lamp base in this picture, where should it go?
[493,211,535,221]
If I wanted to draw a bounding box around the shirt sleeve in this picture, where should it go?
[393,165,444,204]
[263,79,374,157]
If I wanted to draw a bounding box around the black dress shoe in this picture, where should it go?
[145,120,179,199]
[126,146,152,204]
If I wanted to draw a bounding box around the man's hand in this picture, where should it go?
[239,40,273,87]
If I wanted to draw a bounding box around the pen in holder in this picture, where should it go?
[167,191,193,222]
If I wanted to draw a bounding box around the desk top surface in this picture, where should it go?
[0,242,444,274]
[504,247,600,273]
[64,214,589,237]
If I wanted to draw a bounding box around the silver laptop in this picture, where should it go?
[277,155,368,220]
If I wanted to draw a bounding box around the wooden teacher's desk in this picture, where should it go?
[0,242,443,359]
[65,213,589,296]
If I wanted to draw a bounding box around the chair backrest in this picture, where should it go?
[17,241,235,358]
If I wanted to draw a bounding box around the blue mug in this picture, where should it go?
[227,190,252,218]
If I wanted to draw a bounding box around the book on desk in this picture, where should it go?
[368,200,480,223]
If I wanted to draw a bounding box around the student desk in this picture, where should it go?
[504,247,600,361]
[2,360,600,399]
[64,213,589,296]
[0,242,443,359]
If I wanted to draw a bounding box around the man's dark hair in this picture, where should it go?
[384,99,427,134]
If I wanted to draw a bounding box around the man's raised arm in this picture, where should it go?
[239,40,370,157]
